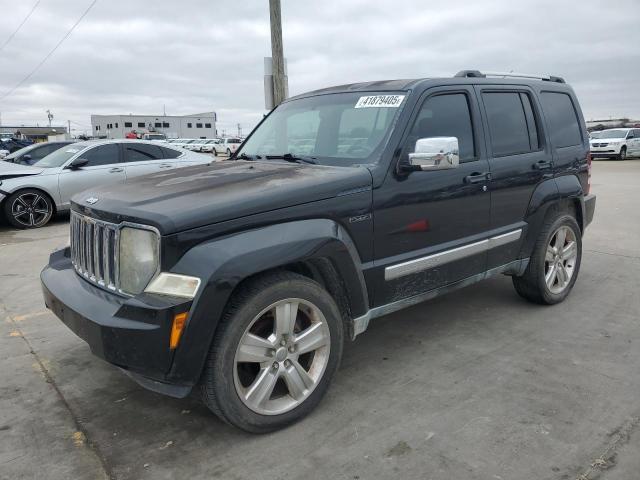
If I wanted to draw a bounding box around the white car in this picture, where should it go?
[0,140,212,229]
[169,139,196,149]
[212,138,243,156]
[199,140,220,153]
[590,128,640,160]
[184,139,212,152]
[0,148,9,159]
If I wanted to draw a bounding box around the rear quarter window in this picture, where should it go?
[540,92,583,148]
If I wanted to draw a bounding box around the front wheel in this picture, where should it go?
[3,189,54,229]
[226,148,232,156]
[513,213,582,305]
[200,272,344,433]
[618,146,627,160]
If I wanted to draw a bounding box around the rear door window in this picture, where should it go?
[124,143,164,162]
[161,147,182,159]
[482,92,533,156]
[540,92,583,148]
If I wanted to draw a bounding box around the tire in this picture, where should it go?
[226,148,232,156]
[3,189,54,229]
[618,146,627,160]
[200,271,344,433]
[512,212,582,305]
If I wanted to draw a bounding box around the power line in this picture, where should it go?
[0,0,42,54]
[0,0,99,102]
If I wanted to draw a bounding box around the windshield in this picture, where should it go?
[35,144,85,168]
[238,91,406,166]
[598,129,628,139]
[4,143,39,160]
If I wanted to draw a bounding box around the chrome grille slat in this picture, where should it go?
[70,212,119,292]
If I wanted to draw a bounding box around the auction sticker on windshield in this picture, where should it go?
[355,95,405,108]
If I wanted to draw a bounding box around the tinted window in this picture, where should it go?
[540,92,582,148]
[124,143,164,162]
[161,147,182,159]
[483,92,531,156]
[407,93,475,161]
[31,144,57,159]
[83,144,120,166]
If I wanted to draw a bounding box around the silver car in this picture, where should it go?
[0,139,212,228]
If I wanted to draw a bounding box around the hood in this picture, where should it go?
[72,160,373,234]
[0,160,44,179]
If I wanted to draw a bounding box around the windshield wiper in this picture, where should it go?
[236,152,260,161]
[265,153,317,165]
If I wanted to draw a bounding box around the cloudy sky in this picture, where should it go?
[0,0,639,136]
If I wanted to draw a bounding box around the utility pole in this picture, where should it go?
[269,0,286,107]
[46,109,53,127]
[237,123,242,137]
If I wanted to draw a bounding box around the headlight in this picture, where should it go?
[118,226,159,295]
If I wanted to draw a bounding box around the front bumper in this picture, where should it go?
[41,247,194,398]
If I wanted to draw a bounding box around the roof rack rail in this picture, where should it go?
[454,70,565,83]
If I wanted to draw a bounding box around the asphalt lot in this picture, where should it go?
[1,159,639,480]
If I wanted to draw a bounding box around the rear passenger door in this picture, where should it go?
[123,143,173,178]
[476,87,550,269]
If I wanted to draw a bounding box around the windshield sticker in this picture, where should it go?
[355,95,405,109]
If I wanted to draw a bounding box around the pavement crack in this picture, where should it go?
[584,249,640,261]
[574,415,640,480]
[2,303,116,480]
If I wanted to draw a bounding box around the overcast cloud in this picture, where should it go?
[0,0,639,136]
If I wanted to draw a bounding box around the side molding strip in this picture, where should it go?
[384,229,522,281]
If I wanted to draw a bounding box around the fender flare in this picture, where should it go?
[519,175,585,259]
[165,218,368,385]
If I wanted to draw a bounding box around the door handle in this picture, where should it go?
[464,172,491,184]
[109,167,124,173]
[533,160,553,170]
[158,164,173,168]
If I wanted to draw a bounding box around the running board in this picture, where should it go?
[351,258,529,339]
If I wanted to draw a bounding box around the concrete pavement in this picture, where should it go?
[1,159,639,480]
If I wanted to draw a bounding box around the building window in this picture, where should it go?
[115,122,119,128]
[162,122,170,128]
[187,123,192,128]
[205,123,212,128]
[124,122,132,128]
[154,122,161,128]
[196,123,203,128]
[138,122,145,128]
[95,126,99,131]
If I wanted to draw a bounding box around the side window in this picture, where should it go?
[161,147,182,159]
[124,144,164,162]
[540,92,582,148]
[482,92,532,156]
[407,93,475,161]
[82,144,120,166]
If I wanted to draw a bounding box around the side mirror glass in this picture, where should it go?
[67,157,89,169]
[408,137,460,171]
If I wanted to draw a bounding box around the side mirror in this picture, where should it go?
[22,154,32,161]
[408,137,460,171]
[67,157,89,169]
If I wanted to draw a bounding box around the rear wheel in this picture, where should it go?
[3,189,54,229]
[226,148,232,156]
[512,212,582,305]
[200,272,344,433]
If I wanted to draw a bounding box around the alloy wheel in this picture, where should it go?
[11,193,51,228]
[233,298,331,415]
[544,225,578,294]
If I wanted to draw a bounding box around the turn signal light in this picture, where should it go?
[170,312,188,350]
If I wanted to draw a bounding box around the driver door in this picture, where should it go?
[57,143,125,208]
[371,87,492,306]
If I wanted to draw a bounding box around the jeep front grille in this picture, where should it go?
[70,211,119,292]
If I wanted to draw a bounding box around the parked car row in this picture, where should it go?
[589,128,640,160]
[0,140,212,228]
[166,137,243,156]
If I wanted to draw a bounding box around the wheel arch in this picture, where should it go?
[519,175,587,259]
[165,219,369,385]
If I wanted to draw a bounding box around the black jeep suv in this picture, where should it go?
[42,70,596,432]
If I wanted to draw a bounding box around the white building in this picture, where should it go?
[90,112,217,139]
